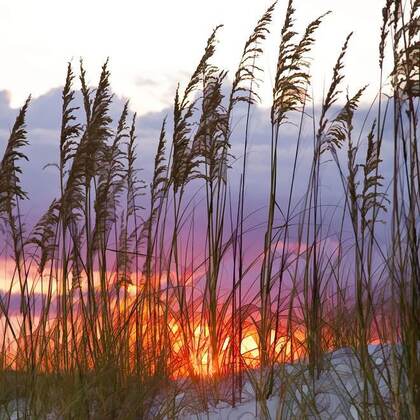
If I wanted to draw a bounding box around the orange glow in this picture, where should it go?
[0,258,316,379]
[161,319,308,378]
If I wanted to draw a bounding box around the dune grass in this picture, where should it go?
[0,0,418,418]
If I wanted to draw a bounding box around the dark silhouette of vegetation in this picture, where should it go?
[0,0,418,418]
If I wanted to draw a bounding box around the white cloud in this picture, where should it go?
[0,0,387,115]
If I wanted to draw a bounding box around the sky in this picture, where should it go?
[0,0,396,301]
[0,0,387,115]
[0,0,393,234]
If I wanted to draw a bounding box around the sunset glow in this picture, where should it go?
[0,0,418,417]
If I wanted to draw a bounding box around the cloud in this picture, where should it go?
[0,86,394,251]
[135,77,159,87]
[0,88,165,222]
[0,292,56,317]
[0,91,15,127]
